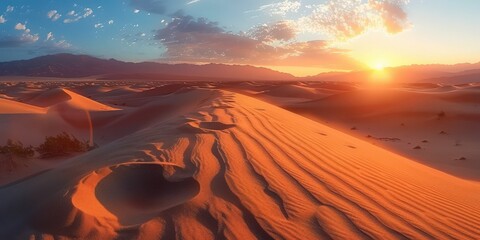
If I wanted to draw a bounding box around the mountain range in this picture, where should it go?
[0,54,294,81]
[1,54,479,83]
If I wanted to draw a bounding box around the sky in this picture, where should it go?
[0,0,479,76]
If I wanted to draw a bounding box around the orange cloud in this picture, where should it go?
[154,14,362,70]
[298,0,410,40]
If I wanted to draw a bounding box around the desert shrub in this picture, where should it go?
[0,139,35,158]
[437,111,446,119]
[36,132,90,158]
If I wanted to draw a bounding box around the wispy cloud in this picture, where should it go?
[47,10,62,21]
[187,0,201,5]
[6,5,14,12]
[154,14,362,69]
[298,0,411,40]
[64,8,94,23]
[21,32,39,43]
[83,8,93,18]
[247,0,301,16]
[0,36,34,48]
[46,32,54,41]
[5,22,39,46]
[130,0,167,14]
[248,21,297,43]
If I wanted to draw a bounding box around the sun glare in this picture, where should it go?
[374,63,385,71]
[369,61,390,83]
[371,61,387,71]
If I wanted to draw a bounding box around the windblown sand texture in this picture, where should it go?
[0,80,479,239]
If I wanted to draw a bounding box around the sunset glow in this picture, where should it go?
[372,62,386,71]
[0,1,479,76]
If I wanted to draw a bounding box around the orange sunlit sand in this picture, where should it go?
[0,79,479,239]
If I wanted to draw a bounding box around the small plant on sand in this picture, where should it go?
[437,111,446,119]
[0,139,35,159]
[36,132,91,158]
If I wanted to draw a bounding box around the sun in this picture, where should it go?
[372,62,386,71]
[368,61,391,83]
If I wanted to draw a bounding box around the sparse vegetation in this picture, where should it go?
[36,132,91,158]
[0,139,35,159]
[437,111,446,119]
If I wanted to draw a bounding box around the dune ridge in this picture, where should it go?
[0,88,479,239]
[0,98,46,114]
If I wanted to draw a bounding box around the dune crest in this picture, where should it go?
[0,98,46,114]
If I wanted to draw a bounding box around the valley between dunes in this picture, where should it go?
[0,81,479,239]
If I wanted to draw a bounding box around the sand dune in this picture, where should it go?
[0,98,46,114]
[1,86,479,239]
[271,85,480,180]
[24,88,120,111]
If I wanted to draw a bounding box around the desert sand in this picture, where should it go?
[0,80,479,239]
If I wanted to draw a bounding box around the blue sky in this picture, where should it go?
[0,0,479,75]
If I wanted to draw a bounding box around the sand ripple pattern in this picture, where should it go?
[1,89,479,239]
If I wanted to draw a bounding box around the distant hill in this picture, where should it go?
[307,63,480,84]
[1,53,479,83]
[0,54,295,81]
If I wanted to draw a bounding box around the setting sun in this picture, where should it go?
[374,63,385,71]
[371,61,389,71]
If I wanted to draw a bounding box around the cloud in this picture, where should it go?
[6,5,14,12]
[370,0,410,33]
[298,0,410,40]
[47,10,62,21]
[47,10,57,19]
[64,8,94,23]
[108,20,114,25]
[154,14,362,69]
[46,32,54,41]
[247,0,301,16]
[0,33,39,48]
[130,0,167,14]
[278,40,363,69]
[187,0,201,5]
[94,23,104,29]
[248,21,297,43]
[21,32,39,43]
[83,8,93,18]
[0,15,5,24]
[0,36,34,48]
[155,14,280,63]
[0,30,70,52]
[15,23,26,31]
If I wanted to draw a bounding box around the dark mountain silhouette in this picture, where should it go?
[0,54,295,81]
[0,53,479,83]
